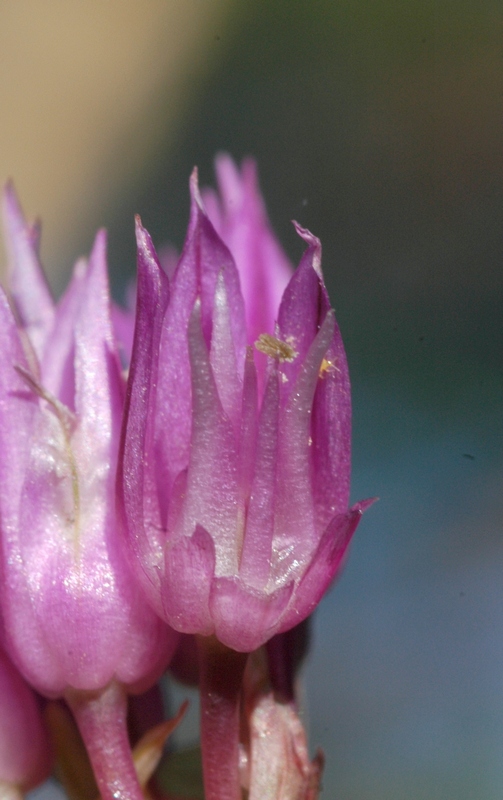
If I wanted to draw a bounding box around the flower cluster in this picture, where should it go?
[0,156,369,800]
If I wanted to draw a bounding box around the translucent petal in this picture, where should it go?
[1,182,54,358]
[162,525,215,635]
[211,577,293,652]
[179,301,239,577]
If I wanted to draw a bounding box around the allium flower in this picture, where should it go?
[0,646,51,799]
[119,156,369,653]
[0,186,177,800]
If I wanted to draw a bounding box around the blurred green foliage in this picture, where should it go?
[157,746,204,800]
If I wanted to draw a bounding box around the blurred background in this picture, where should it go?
[1,1,502,798]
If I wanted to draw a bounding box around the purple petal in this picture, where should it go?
[272,310,336,582]
[278,501,373,633]
[239,366,279,588]
[178,301,239,576]
[277,225,325,393]
[111,302,136,367]
[210,577,293,652]
[209,271,243,434]
[280,223,353,527]
[153,238,194,498]
[236,349,259,554]
[157,243,179,279]
[0,647,51,789]
[118,216,170,611]
[0,289,34,539]
[1,182,54,358]
[40,258,86,410]
[73,229,124,455]
[311,316,352,527]
[153,171,246,495]
[207,154,293,347]
[161,525,215,635]
[188,168,247,364]
[0,291,81,693]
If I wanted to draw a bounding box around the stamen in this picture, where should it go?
[254,333,297,362]
[15,364,80,549]
[318,357,340,378]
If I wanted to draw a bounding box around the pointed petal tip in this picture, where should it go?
[134,217,157,263]
[2,185,43,258]
[2,180,23,223]
[3,177,18,202]
[214,151,240,184]
[134,214,148,244]
[85,229,109,290]
[90,227,107,258]
[3,177,15,202]
[73,256,87,280]
[355,497,379,515]
[214,150,233,169]
[134,218,169,307]
[240,156,261,197]
[189,167,204,213]
[135,216,160,274]
[2,183,43,250]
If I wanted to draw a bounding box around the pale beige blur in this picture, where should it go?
[0,0,232,288]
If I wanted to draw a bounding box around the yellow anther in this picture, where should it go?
[319,358,340,378]
[254,333,297,362]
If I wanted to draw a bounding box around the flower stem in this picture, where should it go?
[65,682,143,800]
[197,637,248,800]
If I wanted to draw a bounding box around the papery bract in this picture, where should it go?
[119,157,370,654]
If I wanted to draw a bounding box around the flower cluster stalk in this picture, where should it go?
[197,638,248,800]
[65,683,143,800]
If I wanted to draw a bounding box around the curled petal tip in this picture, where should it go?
[292,221,322,275]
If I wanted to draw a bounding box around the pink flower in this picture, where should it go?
[119,157,370,654]
[241,680,324,800]
[0,646,51,798]
[0,186,177,800]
